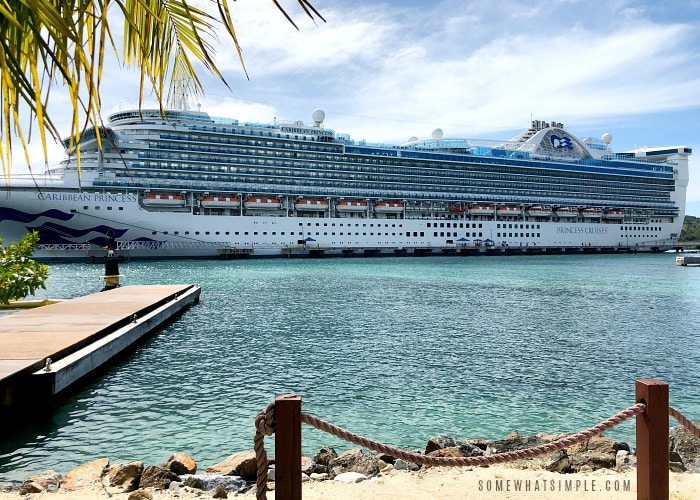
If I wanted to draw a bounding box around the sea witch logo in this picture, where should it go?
[38,192,137,203]
[550,134,573,149]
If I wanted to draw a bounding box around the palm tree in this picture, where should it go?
[0,0,323,178]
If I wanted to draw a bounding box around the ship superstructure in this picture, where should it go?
[0,107,692,259]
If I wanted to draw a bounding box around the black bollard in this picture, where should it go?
[101,230,122,291]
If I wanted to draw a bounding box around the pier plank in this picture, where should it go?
[0,285,196,382]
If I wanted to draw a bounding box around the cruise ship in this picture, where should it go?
[0,106,692,260]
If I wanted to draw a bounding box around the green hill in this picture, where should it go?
[680,215,700,241]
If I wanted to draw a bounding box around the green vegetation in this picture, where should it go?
[0,232,49,305]
[680,215,700,241]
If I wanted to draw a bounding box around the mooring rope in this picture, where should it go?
[669,406,700,439]
[253,401,647,500]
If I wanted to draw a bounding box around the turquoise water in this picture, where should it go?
[1,254,699,482]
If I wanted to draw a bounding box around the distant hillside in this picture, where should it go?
[680,215,700,241]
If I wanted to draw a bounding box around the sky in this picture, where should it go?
[10,0,700,214]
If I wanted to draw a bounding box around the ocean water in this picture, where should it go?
[1,254,699,482]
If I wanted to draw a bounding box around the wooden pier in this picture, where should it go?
[0,284,200,417]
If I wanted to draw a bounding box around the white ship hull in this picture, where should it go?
[0,186,683,260]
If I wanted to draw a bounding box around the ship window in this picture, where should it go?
[152,231,157,235]
[244,232,248,235]
[205,231,210,235]
[479,233,483,237]
[420,232,424,237]
[509,233,512,237]
[440,232,444,237]
[95,206,100,210]
[434,232,438,237]
[107,207,112,210]
[497,233,501,237]
[119,207,124,211]
[83,206,89,210]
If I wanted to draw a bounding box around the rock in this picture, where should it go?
[334,472,368,484]
[164,452,197,475]
[313,446,337,473]
[139,465,178,489]
[128,489,153,500]
[670,421,700,473]
[310,473,328,481]
[109,461,144,492]
[18,470,61,495]
[182,476,205,490]
[505,430,521,440]
[425,444,482,468]
[268,467,276,481]
[328,449,380,477]
[62,457,109,491]
[206,451,257,481]
[670,462,686,473]
[301,455,316,474]
[212,483,228,498]
[569,451,616,472]
[615,450,635,470]
[179,473,247,493]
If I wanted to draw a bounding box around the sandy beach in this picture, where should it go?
[1,465,697,499]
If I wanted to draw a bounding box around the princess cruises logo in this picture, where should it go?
[550,134,573,149]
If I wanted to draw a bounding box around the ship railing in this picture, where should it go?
[38,243,92,252]
[116,240,231,251]
[256,380,700,500]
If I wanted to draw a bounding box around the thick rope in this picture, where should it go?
[300,402,646,467]
[669,406,700,439]
[254,403,275,500]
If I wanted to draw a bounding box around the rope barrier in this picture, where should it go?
[300,402,646,467]
[669,406,700,439]
[253,401,652,500]
[254,403,275,500]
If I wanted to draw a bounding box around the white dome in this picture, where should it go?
[601,133,612,144]
[431,128,443,140]
[312,109,325,124]
[408,136,419,143]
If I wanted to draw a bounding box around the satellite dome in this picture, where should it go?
[601,133,612,144]
[408,136,419,143]
[432,128,444,140]
[312,109,325,124]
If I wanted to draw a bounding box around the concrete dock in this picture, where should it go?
[0,284,200,416]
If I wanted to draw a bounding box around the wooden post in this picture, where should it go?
[275,394,302,500]
[636,379,669,500]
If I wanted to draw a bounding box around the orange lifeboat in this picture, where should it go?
[525,205,552,217]
[449,204,468,213]
[604,209,625,219]
[555,206,578,217]
[336,200,368,212]
[142,193,185,207]
[374,202,404,213]
[295,199,329,211]
[201,196,240,208]
[243,197,282,209]
[582,207,603,218]
[496,205,522,217]
[469,204,495,216]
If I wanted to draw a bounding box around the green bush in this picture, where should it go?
[0,231,49,304]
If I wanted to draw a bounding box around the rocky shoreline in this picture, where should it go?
[3,424,698,499]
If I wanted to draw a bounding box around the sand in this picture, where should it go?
[1,465,698,499]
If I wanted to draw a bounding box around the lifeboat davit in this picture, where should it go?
[469,204,495,216]
[582,207,603,218]
[526,205,552,217]
[604,209,625,219]
[374,202,404,213]
[295,199,329,211]
[243,197,282,209]
[496,206,522,217]
[555,206,579,218]
[142,193,186,207]
[201,196,240,208]
[336,200,368,212]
